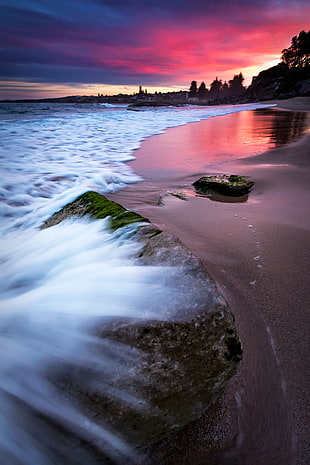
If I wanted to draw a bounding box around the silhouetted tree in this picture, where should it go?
[209,77,222,100]
[228,72,246,96]
[189,80,198,96]
[281,30,310,68]
[198,81,208,99]
[221,81,229,98]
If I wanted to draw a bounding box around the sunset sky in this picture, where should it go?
[0,0,309,99]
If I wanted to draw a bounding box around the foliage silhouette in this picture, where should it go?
[189,80,198,96]
[228,73,246,96]
[198,81,208,99]
[281,30,310,68]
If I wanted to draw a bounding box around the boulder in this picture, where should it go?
[43,191,242,454]
[255,77,284,100]
[294,79,310,96]
[193,174,254,197]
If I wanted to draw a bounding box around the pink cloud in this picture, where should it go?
[1,0,309,97]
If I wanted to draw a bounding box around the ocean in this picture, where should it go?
[0,100,282,464]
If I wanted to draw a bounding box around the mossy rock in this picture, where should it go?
[42,191,150,230]
[42,189,242,456]
[193,174,254,197]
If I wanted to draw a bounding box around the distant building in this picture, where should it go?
[138,86,147,95]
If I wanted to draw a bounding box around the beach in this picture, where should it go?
[109,97,310,465]
[0,97,309,464]
[3,99,296,465]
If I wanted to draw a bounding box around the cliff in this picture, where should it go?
[246,63,310,101]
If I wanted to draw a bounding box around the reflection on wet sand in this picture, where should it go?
[129,107,310,178]
[255,108,309,147]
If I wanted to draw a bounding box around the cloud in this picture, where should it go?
[0,0,309,97]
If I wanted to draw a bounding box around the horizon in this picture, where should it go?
[0,0,309,100]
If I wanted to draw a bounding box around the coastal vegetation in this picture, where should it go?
[188,72,246,103]
[281,30,310,68]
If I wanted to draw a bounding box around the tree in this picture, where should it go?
[221,81,229,98]
[281,30,310,68]
[189,80,198,96]
[209,77,222,100]
[198,81,208,99]
[228,72,246,96]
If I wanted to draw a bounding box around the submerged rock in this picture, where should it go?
[43,191,242,454]
[158,190,188,206]
[193,174,254,197]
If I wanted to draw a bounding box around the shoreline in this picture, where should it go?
[108,97,310,464]
[265,96,310,111]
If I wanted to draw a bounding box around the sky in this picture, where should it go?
[0,0,309,100]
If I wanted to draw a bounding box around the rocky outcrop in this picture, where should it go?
[246,63,310,101]
[44,191,242,455]
[293,79,310,96]
[193,175,254,197]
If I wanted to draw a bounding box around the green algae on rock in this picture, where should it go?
[41,190,150,230]
[193,174,254,197]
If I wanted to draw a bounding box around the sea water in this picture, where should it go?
[0,101,273,464]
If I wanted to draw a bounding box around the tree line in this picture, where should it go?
[188,73,246,102]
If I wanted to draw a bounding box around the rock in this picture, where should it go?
[92,311,240,449]
[294,79,310,96]
[43,191,242,453]
[193,174,254,197]
[158,191,188,206]
[41,190,150,230]
[246,63,310,101]
[256,77,284,100]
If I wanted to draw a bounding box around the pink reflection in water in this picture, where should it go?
[131,108,310,176]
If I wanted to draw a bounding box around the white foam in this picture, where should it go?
[0,218,180,463]
[0,102,274,231]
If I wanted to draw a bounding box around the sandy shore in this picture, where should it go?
[266,96,310,111]
[109,97,310,465]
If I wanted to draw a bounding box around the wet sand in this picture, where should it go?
[109,98,310,465]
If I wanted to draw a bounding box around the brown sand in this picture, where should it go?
[108,97,310,465]
[266,96,310,111]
